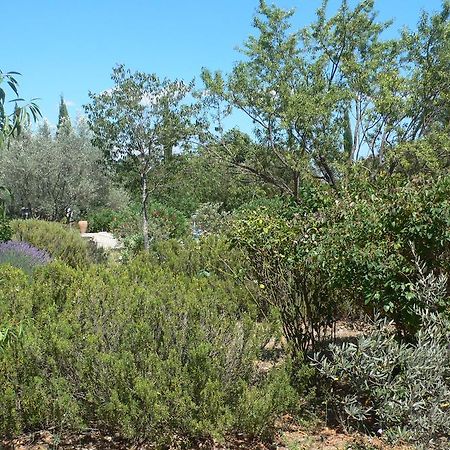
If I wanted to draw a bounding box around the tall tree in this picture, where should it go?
[57,95,71,135]
[0,120,110,220]
[343,109,353,161]
[401,1,450,137]
[200,0,428,196]
[200,1,389,199]
[85,64,195,250]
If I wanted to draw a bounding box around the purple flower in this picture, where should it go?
[0,240,52,275]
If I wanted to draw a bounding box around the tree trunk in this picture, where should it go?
[293,171,300,202]
[164,145,172,163]
[141,173,150,251]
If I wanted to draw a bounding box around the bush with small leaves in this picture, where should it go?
[10,219,102,267]
[313,264,450,448]
[0,216,12,242]
[86,208,117,232]
[0,254,298,444]
[191,202,230,237]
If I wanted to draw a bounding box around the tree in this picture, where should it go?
[85,65,195,250]
[57,95,71,135]
[0,119,111,220]
[201,1,448,197]
[0,70,41,147]
[200,0,388,199]
[343,109,353,161]
[401,1,450,137]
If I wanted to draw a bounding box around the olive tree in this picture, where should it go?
[0,119,111,220]
[85,65,195,250]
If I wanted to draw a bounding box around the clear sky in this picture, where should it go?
[2,0,445,127]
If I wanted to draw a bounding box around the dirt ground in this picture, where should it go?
[0,422,414,450]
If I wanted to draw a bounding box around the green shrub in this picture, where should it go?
[148,202,188,240]
[191,202,230,236]
[230,202,337,356]
[87,208,117,232]
[313,266,450,448]
[112,202,189,254]
[10,219,100,268]
[0,216,12,242]
[230,175,450,354]
[150,235,239,277]
[0,256,298,444]
[313,176,450,334]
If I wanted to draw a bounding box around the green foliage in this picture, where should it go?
[85,64,198,250]
[0,254,298,443]
[385,131,450,178]
[230,173,450,353]
[314,267,450,447]
[0,70,41,147]
[10,219,99,268]
[149,154,268,216]
[229,191,340,356]
[0,120,110,220]
[0,216,12,242]
[150,235,245,283]
[112,202,189,255]
[192,202,230,236]
[87,208,116,232]
[148,202,189,240]
[56,95,71,135]
[311,174,450,334]
[200,0,450,197]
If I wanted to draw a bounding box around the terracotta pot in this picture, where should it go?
[78,220,88,233]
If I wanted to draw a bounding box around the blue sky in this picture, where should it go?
[2,0,444,127]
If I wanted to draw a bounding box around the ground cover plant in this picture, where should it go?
[313,263,450,448]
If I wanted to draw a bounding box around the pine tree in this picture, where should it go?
[57,95,71,135]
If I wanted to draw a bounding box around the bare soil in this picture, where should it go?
[0,424,413,450]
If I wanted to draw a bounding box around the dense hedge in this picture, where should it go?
[10,220,103,267]
[0,254,297,444]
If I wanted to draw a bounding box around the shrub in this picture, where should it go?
[313,265,450,448]
[0,241,52,276]
[87,208,117,232]
[147,202,189,241]
[230,203,337,356]
[0,256,298,444]
[10,219,100,267]
[311,175,450,335]
[230,175,450,355]
[112,202,189,254]
[0,216,12,242]
[191,202,230,237]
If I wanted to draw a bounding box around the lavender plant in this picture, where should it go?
[0,240,52,276]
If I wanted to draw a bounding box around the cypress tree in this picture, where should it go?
[57,95,71,135]
[343,109,353,159]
